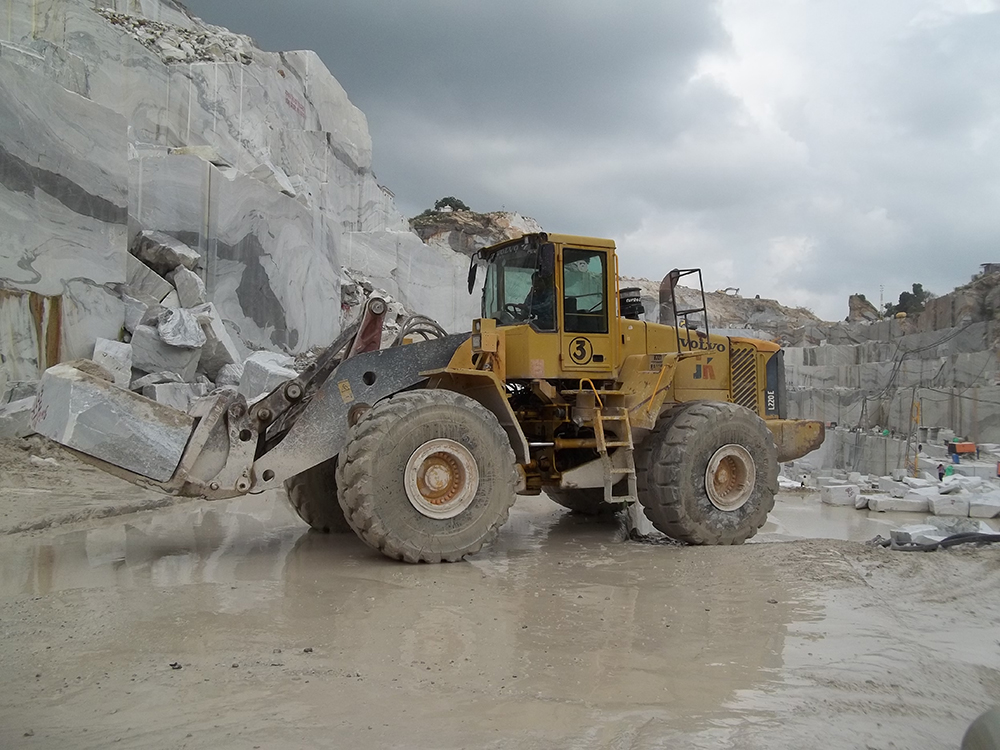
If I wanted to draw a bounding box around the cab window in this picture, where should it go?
[562,249,607,333]
[483,242,555,330]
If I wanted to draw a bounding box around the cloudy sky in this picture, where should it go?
[183,0,998,321]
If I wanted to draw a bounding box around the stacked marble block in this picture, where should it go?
[784,319,1000,442]
[817,472,1000,519]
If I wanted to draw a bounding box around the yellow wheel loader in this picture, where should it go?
[32,233,823,563]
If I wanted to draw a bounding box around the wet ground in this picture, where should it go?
[1,491,999,749]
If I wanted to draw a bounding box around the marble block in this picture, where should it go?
[132,230,200,275]
[121,292,152,333]
[969,493,1000,519]
[929,496,970,517]
[878,477,909,498]
[157,308,207,349]
[92,338,133,388]
[131,371,184,390]
[31,363,194,482]
[169,267,206,308]
[821,484,859,506]
[0,397,37,439]
[868,495,930,513]
[161,289,180,309]
[60,282,127,363]
[126,254,173,302]
[249,160,296,197]
[214,363,243,386]
[904,486,942,501]
[2,380,39,405]
[944,475,984,493]
[238,353,297,402]
[130,325,201,381]
[190,303,241,378]
[142,382,211,412]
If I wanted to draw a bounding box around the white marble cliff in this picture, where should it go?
[1,0,479,395]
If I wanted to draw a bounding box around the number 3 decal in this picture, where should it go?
[569,337,593,365]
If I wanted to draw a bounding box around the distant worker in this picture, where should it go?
[937,464,945,482]
[944,464,955,478]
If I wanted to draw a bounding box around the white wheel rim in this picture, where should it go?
[705,444,755,511]
[404,438,480,519]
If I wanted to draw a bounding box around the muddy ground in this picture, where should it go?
[1,440,999,749]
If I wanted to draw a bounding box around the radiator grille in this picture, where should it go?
[730,345,759,413]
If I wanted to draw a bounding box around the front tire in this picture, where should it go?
[337,390,517,563]
[635,401,778,544]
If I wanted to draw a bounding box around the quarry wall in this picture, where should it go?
[1,0,478,396]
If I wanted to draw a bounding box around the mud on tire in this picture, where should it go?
[284,456,353,533]
[336,390,517,563]
[635,401,778,545]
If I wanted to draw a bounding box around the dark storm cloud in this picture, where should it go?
[182,0,1000,320]
[183,0,732,218]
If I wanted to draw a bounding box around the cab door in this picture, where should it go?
[559,247,615,375]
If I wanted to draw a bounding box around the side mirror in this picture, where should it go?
[467,256,478,294]
[540,243,555,275]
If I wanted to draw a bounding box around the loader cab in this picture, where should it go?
[476,233,618,378]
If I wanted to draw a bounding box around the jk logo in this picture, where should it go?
[694,358,716,380]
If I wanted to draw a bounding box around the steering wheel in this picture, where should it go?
[504,303,529,317]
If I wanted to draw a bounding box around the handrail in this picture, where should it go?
[579,378,603,409]
[645,360,669,416]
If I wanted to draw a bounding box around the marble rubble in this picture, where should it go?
[156,308,207,349]
[1,0,484,411]
[0,398,37,439]
[889,525,946,546]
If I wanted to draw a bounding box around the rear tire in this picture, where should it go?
[635,401,777,544]
[337,390,517,563]
[284,456,352,533]
[546,487,625,515]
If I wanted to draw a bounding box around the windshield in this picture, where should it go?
[483,242,555,330]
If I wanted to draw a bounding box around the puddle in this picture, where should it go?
[0,494,998,749]
[761,491,1000,542]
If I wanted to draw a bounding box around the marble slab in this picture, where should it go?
[32,362,194,482]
